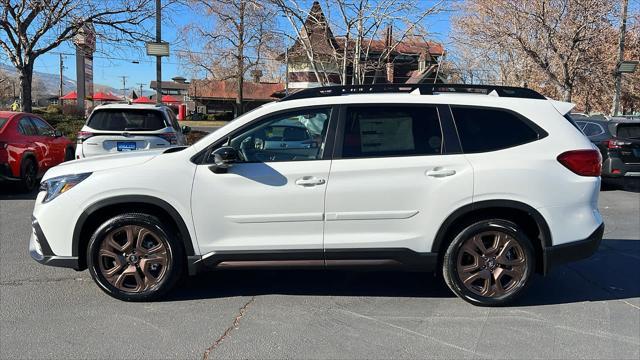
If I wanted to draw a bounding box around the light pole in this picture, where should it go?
[611,0,629,116]
[155,0,162,104]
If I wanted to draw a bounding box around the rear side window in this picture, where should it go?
[18,118,37,136]
[617,124,640,139]
[582,122,605,137]
[451,107,539,153]
[342,106,442,158]
[87,109,168,131]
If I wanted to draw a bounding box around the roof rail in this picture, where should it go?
[280,84,546,101]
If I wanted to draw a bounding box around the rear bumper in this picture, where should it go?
[543,223,604,275]
[602,157,640,177]
[29,217,80,270]
[0,163,19,181]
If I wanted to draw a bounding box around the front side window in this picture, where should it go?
[451,107,539,153]
[210,108,331,163]
[87,109,168,131]
[341,106,442,158]
[31,117,54,136]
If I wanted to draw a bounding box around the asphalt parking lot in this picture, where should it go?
[1,185,638,359]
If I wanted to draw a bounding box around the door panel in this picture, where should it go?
[191,106,335,255]
[324,104,473,254]
[324,156,473,252]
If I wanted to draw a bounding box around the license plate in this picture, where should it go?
[117,142,137,152]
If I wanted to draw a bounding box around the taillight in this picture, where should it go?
[157,132,177,145]
[606,139,631,149]
[77,131,94,142]
[557,150,602,176]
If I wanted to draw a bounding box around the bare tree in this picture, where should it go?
[179,0,277,116]
[272,0,444,86]
[454,0,616,102]
[0,0,155,112]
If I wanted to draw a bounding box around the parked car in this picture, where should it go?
[0,111,74,191]
[573,117,640,184]
[75,104,191,159]
[30,84,604,306]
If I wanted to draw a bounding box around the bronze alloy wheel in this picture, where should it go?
[456,231,527,298]
[98,224,171,293]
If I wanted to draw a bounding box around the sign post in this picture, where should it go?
[73,23,96,114]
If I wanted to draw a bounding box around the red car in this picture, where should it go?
[0,112,74,192]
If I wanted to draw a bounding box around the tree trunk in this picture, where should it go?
[19,63,34,113]
[236,0,245,117]
[562,86,572,102]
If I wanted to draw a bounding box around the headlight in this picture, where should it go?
[39,173,92,203]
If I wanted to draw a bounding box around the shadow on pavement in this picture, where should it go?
[0,184,38,200]
[601,178,640,193]
[167,239,640,306]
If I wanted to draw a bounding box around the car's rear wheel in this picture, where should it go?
[87,213,184,301]
[19,158,38,192]
[64,147,74,161]
[442,219,534,306]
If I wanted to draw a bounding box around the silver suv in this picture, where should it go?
[75,104,190,158]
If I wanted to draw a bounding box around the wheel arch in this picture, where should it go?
[72,195,196,270]
[432,200,552,274]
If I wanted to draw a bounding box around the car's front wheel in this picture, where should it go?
[442,219,534,306]
[87,213,184,301]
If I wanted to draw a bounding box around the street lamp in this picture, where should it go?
[612,60,638,116]
[616,60,638,73]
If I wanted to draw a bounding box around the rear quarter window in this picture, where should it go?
[451,107,541,153]
[87,109,168,131]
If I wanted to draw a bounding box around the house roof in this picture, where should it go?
[190,80,285,101]
[334,37,445,56]
[149,81,190,91]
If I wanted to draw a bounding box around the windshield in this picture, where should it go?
[87,109,168,131]
[617,124,640,139]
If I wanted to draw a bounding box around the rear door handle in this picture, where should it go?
[295,176,326,187]
[426,168,456,178]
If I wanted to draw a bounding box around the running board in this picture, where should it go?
[187,249,438,274]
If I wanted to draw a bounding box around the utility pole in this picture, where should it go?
[59,53,64,105]
[119,76,128,99]
[612,0,629,117]
[137,83,145,97]
[155,0,162,104]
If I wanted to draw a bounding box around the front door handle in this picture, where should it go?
[295,176,326,187]
[426,168,456,178]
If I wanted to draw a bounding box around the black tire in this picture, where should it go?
[19,157,38,193]
[87,213,185,301]
[442,219,534,306]
[64,147,75,162]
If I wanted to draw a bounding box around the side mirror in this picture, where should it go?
[208,146,238,174]
[181,125,191,134]
[54,130,63,137]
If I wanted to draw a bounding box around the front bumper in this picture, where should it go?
[543,223,604,275]
[29,217,80,269]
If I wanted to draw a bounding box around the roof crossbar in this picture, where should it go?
[280,84,546,101]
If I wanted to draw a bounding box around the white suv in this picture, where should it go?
[75,104,189,158]
[30,85,604,306]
